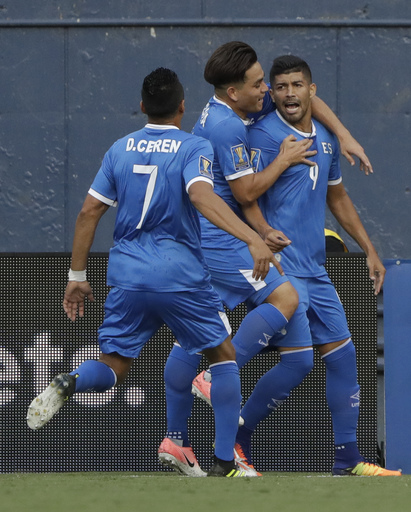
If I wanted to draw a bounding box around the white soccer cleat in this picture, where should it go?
[158,437,206,477]
[26,373,76,430]
[234,442,261,477]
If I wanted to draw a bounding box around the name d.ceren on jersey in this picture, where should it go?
[126,138,182,153]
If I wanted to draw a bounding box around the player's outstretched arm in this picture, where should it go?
[326,183,385,295]
[63,194,109,321]
[188,181,283,280]
[312,96,373,175]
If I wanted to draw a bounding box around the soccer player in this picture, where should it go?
[159,42,376,477]
[26,67,280,478]
[234,54,400,476]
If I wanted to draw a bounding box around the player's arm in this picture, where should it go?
[188,180,283,279]
[241,200,291,253]
[63,194,109,321]
[326,182,385,294]
[229,135,316,205]
[312,96,373,175]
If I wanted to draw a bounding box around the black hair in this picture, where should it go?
[141,67,184,119]
[269,55,312,86]
[204,41,258,89]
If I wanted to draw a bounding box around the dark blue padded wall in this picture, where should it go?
[1,3,410,257]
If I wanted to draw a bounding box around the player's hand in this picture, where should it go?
[264,228,291,253]
[63,280,95,321]
[366,254,386,295]
[248,234,284,281]
[279,134,317,167]
[338,133,373,175]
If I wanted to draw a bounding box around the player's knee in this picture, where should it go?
[267,282,299,320]
[299,351,314,377]
[99,352,132,385]
[203,336,236,364]
[280,348,314,382]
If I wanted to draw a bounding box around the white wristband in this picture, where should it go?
[68,268,87,282]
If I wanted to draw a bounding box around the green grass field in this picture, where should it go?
[1,472,410,512]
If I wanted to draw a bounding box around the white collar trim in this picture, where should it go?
[145,123,179,130]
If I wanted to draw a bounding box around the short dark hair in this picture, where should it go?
[204,41,258,89]
[269,55,312,86]
[141,67,184,119]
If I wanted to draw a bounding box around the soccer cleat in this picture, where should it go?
[26,373,76,430]
[234,442,262,477]
[191,372,245,426]
[207,457,247,477]
[158,437,206,477]
[191,370,211,406]
[332,461,402,476]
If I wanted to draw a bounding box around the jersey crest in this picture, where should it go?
[230,143,251,172]
[250,148,261,171]
[199,155,213,179]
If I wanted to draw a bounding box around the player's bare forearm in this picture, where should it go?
[70,195,109,270]
[312,96,372,174]
[327,184,384,293]
[241,202,291,253]
[63,194,108,320]
[189,181,282,279]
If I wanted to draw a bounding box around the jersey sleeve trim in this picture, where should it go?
[225,167,254,181]
[328,177,342,186]
[88,188,118,207]
[186,176,214,193]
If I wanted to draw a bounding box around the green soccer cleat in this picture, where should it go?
[333,461,402,476]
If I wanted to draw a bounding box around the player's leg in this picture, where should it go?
[27,287,157,430]
[235,280,313,473]
[202,337,245,476]
[206,245,298,369]
[233,281,298,368]
[163,343,202,446]
[192,250,298,403]
[160,287,245,477]
[310,275,401,476]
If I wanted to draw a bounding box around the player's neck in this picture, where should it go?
[147,117,181,129]
[292,108,313,133]
[214,93,247,120]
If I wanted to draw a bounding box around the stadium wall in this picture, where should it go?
[0,1,410,259]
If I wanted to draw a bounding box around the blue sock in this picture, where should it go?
[164,344,201,447]
[240,349,313,431]
[322,339,362,467]
[210,361,241,461]
[70,359,116,392]
[233,303,288,369]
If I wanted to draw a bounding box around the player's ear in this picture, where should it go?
[226,85,238,102]
[269,88,275,103]
[178,99,185,114]
[309,83,317,99]
[140,100,146,114]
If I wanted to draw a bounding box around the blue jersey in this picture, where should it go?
[249,110,342,277]
[89,123,214,291]
[192,96,254,249]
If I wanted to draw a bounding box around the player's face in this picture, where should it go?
[231,62,268,118]
[270,71,316,131]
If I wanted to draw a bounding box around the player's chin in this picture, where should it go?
[252,102,264,113]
